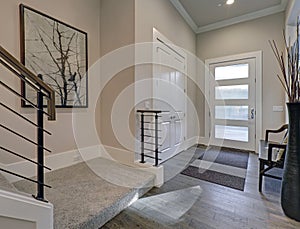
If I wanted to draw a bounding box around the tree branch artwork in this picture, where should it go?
[20,5,88,107]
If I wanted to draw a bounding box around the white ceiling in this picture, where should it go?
[170,0,289,33]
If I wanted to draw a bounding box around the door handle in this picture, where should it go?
[250,108,255,120]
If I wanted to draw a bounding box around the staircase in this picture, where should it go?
[0,45,156,228]
[13,158,155,229]
[1,156,156,229]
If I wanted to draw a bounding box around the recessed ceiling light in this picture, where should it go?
[226,0,235,5]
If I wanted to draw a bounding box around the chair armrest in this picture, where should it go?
[267,143,287,161]
[265,124,288,141]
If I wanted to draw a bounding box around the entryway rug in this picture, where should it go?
[181,146,249,191]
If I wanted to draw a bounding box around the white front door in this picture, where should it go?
[208,57,256,151]
[153,29,187,162]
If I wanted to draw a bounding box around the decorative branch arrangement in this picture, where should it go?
[269,19,300,103]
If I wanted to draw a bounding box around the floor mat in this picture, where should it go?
[181,146,249,191]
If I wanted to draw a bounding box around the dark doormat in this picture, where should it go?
[181,146,249,191]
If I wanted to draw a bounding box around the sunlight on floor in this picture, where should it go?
[129,186,202,224]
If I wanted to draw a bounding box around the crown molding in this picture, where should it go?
[170,0,198,32]
[170,0,289,34]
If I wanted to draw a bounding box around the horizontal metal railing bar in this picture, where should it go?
[0,45,55,120]
[143,154,162,160]
[0,146,51,171]
[0,124,51,153]
[144,135,162,139]
[141,115,162,117]
[0,59,50,99]
[137,110,162,114]
[0,102,52,136]
[262,173,282,180]
[0,80,51,117]
[0,168,51,188]
[143,128,162,132]
[142,121,163,124]
[144,148,162,153]
[144,142,163,146]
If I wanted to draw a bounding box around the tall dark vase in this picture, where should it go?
[281,103,300,221]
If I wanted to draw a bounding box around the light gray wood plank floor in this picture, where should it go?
[103,146,300,229]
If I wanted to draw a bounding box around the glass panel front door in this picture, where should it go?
[209,58,256,151]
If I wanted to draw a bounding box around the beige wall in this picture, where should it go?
[196,12,286,137]
[0,0,101,164]
[0,0,196,165]
[135,0,196,53]
[99,0,135,152]
[135,0,199,140]
[1,1,285,165]
[99,0,198,155]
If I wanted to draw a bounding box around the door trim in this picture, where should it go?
[204,51,262,152]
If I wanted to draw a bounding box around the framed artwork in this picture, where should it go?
[20,4,88,108]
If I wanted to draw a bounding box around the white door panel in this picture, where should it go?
[153,29,187,163]
[161,121,171,152]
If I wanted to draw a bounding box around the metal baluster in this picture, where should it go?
[155,113,159,166]
[140,112,145,163]
[36,74,46,202]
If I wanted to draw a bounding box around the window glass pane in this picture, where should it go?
[215,64,249,81]
[215,85,248,100]
[215,125,249,142]
[215,106,248,120]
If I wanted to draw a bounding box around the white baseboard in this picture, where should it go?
[185,136,200,149]
[198,136,209,146]
[2,145,100,183]
[98,145,135,166]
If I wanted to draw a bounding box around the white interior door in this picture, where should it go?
[153,29,187,162]
[209,58,256,151]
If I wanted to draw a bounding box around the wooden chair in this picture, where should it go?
[258,124,288,192]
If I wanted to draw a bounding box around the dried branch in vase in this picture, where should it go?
[269,19,300,103]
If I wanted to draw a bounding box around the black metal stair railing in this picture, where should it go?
[137,110,162,166]
[0,45,56,202]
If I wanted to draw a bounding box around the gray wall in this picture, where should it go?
[196,12,286,137]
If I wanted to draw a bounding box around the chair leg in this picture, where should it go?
[259,161,264,192]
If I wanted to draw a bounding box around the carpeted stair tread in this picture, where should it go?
[14,158,155,229]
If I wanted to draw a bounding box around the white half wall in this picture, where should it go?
[0,189,53,229]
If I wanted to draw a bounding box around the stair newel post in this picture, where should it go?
[140,112,145,163]
[36,74,45,201]
[155,113,159,166]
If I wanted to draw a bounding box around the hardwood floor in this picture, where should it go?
[103,146,300,229]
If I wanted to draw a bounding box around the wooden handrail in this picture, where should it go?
[0,45,55,120]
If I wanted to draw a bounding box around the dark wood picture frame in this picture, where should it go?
[20,4,88,108]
